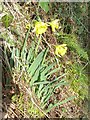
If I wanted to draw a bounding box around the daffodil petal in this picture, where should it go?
[34,21,48,35]
[49,19,59,32]
[55,44,67,57]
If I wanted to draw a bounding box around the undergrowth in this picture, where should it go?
[11,92,44,117]
[57,32,88,61]
[66,62,88,101]
[0,2,89,118]
[56,32,88,101]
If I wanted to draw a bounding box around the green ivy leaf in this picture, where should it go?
[1,13,13,28]
[39,2,49,13]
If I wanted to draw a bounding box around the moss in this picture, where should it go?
[11,92,44,118]
[57,33,88,61]
[66,62,88,100]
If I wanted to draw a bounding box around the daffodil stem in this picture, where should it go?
[35,35,42,55]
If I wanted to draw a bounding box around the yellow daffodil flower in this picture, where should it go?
[55,44,67,57]
[26,23,30,29]
[49,19,59,32]
[33,21,48,35]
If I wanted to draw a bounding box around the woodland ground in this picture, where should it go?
[0,2,89,119]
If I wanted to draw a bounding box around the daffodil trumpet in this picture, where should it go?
[33,21,48,36]
[48,19,59,32]
[55,44,67,57]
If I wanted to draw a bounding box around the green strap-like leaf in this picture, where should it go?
[40,77,65,96]
[46,67,60,77]
[15,48,20,68]
[30,66,42,87]
[46,96,76,113]
[21,27,31,59]
[33,81,50,85]
[42,63,55,75]
[28,49,47,76]
[26,42,35,62]
[10,47,15,68]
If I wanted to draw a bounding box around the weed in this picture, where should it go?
[57,33,88,61]
[66,62,88,101]
[1,13,13,28]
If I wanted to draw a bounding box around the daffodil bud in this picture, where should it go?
[26,23,30,29]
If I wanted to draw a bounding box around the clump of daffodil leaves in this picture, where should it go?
[26,19,67,56]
